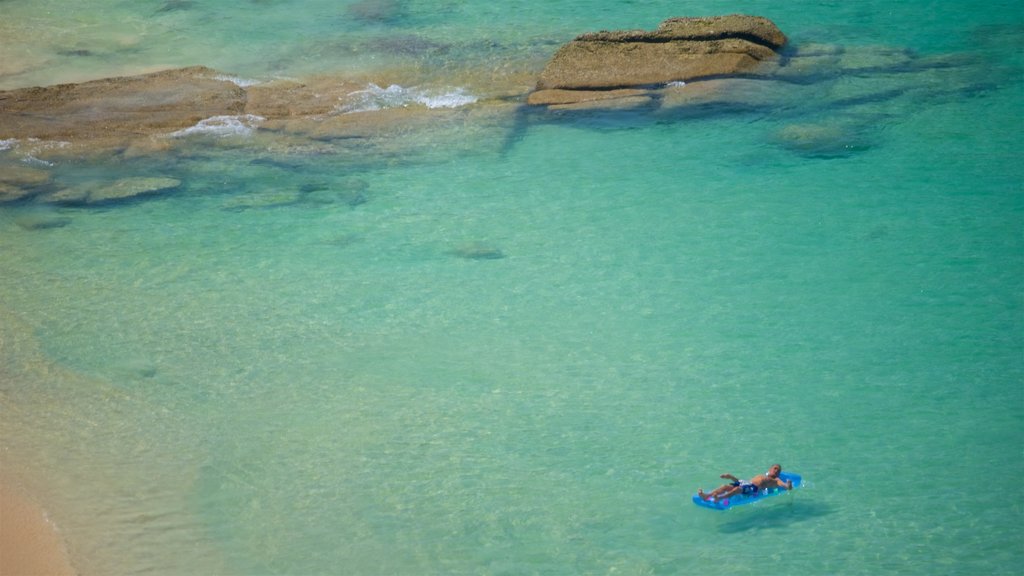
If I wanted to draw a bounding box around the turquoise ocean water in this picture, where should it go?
[1,1,1022,574]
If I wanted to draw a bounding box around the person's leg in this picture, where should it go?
[714,485,742,500]
[699,483,737,501]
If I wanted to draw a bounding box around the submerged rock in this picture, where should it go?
[89,177,182,203]
[0,164,51,187]
[303,189,368,207]
[526,88,650,107]
[0,182,35,203]
[14,213,72,230]
[772,122,874,158]
[363,34,450,56]
[221,190,304,211]
[301,178,370,207]
[0,165,52,203]
[42,177,181,205]
[450,244,506,260]
[347,0,403,23]
[156,0,195,13]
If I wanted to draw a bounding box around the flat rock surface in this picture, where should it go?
[536,15,787,92]
[0,66,245,142]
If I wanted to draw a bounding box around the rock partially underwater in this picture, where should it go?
[524,15,1006,158]
[0,66,247,146]
[528,15,999,118]
[0,66,509,155]
[531,14,788,106]
[0,13,1013,205]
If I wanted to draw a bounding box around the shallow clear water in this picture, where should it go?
[1,1,1022,575]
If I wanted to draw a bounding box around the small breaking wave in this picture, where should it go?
[338,83,478,114]
[1,138,69,165]
[170,114,265,138]
[214,74,262,87]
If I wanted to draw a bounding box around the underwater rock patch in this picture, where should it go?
[450,244,506,260]
[0,165,51,203]
[0,164,51,187]
[658,78,807,113]
[0,182,35,203]
[303,189,368,207]
[157,0,194,13]
[301,178,370,207]
[347,0,403,23]
[363,34,450,57]
[526,88,650,107]
[221,190,304,211]
[772,122,873,158]
[14,213,72,230]
[42,177,181,205]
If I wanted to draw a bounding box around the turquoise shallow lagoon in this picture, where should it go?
[1,1,1023,575]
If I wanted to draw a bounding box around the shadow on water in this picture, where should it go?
[715,499,835,534]
[498,100,663,157]
[498,105,535,157]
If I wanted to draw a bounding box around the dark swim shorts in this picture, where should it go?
[731,481,758,495]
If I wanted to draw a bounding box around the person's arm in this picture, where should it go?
[719,473,739,482]
[775,477,793,490]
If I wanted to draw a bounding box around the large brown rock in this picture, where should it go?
[531,15,787,108]
[0,66,245,142]
[536,15,786,91]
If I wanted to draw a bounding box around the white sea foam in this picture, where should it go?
[338,84,478,114]
[170,114,265,138]
[22,155,54,167]
[6,139,69,165]
[667,81,687,87]
[214,74,262,87]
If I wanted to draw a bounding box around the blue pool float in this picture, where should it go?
[692,471,802,510]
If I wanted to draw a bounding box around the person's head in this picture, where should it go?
[767,464,782,477]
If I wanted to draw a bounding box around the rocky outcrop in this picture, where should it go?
[0,14,1006,187]
[0,64,524,167]
[0,66,245,144]
[529,15,787,108]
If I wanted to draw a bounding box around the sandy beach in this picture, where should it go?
[0,483,76,576]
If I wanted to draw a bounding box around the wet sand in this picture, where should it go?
[0,483,76,576]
